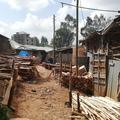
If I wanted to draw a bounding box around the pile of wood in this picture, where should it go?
[72,65,87,76]
[61,65,93,94]
[62,75,93,94]
[15,56,39,81]
[0,55,14,104]
[72,92,120,120]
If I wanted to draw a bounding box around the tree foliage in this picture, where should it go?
[40,36,48,46]
[51,14,76,48]
[81,14,112,38]
[31,37,39,46]
[0,104,11,120]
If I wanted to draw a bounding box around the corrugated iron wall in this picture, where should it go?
[107,59,120,100]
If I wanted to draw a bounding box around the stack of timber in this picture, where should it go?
[72,92,120,120]
[62,65,93,94]
[0,55,14,105]
[15,56,39,81]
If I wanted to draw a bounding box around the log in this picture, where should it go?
[72,93,120,120]
[0,73,12,79]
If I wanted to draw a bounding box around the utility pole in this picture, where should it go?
[76,0,79,76]
[53,15,56,63]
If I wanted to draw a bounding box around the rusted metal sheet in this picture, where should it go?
[107,59,120,100]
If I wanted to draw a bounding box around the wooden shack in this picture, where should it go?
[85,16,120,100]
[0,34,14,55]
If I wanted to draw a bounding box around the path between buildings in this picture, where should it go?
[11,65,71,120]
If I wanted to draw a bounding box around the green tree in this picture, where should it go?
[81,14,112,38]
[51,14,76,48]
[31,37,39,46]
[40,36,48,46]
[0,105,11,120]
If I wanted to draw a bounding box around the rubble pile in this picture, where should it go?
[38,87,55,96]
[61,65,93,94]
[30,87,55,98]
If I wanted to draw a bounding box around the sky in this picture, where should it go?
[0,0,120,43]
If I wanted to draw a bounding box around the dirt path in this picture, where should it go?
[12,66,71,120]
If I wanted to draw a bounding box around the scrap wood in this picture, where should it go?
[0,55,14,106]
[72,92,120,120]
[72,65,87,76]
[0,73,12,79]
[61,75,93,94]
[15,57,40,81]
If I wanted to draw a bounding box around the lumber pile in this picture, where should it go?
[61,65,93,94]
[15,56,39,81]
[0,55,14,104]
[72,92,120,120]
[62,75,93,94]
[72,65,87,76]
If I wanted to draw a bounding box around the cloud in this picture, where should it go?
[0,4,76,43]
[80,0,120,18]
[0,13,53,43]
[81,0,120,9]
[0,0,120,44]
[2,0,54,11]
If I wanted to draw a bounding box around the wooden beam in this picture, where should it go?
[8,69,18,107]
[113,53,120,57]
[112,46,120,50]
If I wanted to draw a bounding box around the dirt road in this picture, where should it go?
[12,66,71,120]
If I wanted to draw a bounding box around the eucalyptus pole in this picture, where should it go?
[76,0,79,76]
[53,15,56,63]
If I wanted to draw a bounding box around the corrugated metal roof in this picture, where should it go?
[9,39,53,52]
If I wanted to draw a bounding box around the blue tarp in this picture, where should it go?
[18,50,30,57]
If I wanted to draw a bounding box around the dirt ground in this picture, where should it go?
[11,65,71,120]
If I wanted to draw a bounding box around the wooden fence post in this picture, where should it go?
[77,92,81,113]
[60,52,62,86]
[69,63,72,107]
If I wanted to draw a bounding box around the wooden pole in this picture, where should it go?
[76,0,79,76]
[53,15,56,64]
[77,92,80,113]
[60,52,62,85]
[69,63,72,107]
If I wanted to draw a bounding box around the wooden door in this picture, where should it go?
[93,52,107,96]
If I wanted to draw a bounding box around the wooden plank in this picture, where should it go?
[112,46,120,50]
[113,53,120,57]
[72,93,120,120]
[2,79,13,105]
[8,69,18,107]
[0,73,12,79]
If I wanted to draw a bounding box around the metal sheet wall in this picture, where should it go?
[107,59,120,100]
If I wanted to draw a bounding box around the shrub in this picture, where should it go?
[0,104,11,120]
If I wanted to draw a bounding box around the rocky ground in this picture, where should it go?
[11,65,71,120]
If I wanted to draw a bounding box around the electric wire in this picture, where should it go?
[58,1,120,13]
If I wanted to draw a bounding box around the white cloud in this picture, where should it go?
[0,0,120,44]
[2,0,54,11]
[80,0,120,18]
[0,13,53,43]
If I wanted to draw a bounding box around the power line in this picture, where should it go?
[59,1,120,13]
